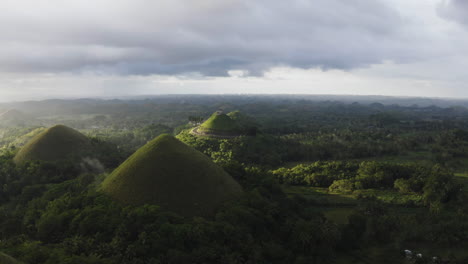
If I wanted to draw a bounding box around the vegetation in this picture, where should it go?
[101,134,243,216]
[198,112,240,136]
[0,252,23,264]
[13,125,91,164]
[1,95,468,263]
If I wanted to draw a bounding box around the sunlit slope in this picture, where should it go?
[199,112,240,133]
[14,124,90,164]
[101,134,242,216]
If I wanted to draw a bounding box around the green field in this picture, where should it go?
[284,185,424,225]
[285,186,421,206]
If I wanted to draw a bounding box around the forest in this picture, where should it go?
[1,95,468,263]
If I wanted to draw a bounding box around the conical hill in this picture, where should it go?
[101,134,242,216]
[199,112,240,134]
[14,125,91,164]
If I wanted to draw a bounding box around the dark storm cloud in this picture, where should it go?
[0,0,423,76]
[438,0,468,26]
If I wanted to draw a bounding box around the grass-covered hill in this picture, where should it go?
[101,134,242,216]
[227,110,259,135]
[198,111,240,134]
[13,125,91,164]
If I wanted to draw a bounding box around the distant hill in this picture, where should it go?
[0,109,33,126]
[0,252,23,264]
[199,111,240,133]
[0,109,27,120]
[101,134,242,216]
[227,110,259,135]
[14,124,91,164]
[192,111,258,138]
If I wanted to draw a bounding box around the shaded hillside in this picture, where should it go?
[227,110,259,135]
[0,252,23,264]
[14,125,91,164]
[101,134,242,216]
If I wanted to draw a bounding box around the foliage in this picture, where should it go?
[0,154,342,264]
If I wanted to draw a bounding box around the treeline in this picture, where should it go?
[177,131,296,167]
[272,161,462,209]
[281,128,468,162]
[0,152,467,263]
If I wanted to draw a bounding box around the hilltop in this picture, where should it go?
[14,125,91,164]
[227,110,259,135]
[101,134,242,216]
[199,111,240,133]
[192,111,259,138]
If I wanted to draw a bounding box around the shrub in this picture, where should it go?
[329,179,355,194]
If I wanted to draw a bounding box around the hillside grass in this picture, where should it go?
[199,113,240,133]
[13,124,90,164]
[101,134,242,216]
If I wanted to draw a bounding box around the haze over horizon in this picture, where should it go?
[1,0,468,101]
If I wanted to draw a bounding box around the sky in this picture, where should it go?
[0,0,468,101]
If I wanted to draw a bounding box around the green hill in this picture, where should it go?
[199,112,240,134]
[0,252,23,264]
[227,111,259,135]
[14,124,91,164]
[101,134,242,216]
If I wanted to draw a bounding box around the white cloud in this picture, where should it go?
[0,0,426,75]
[0,0,467,100]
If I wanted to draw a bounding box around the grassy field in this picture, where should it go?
[284,185,424,225]
[284,186,356,224]
[454,171,468,182]
[285,186,421,206]
[283,151,435,169]
[285,186,357,205]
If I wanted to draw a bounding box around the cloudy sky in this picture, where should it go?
[0,0,467,101]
